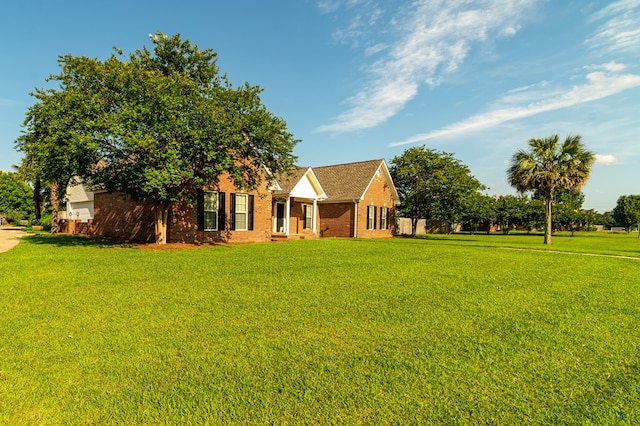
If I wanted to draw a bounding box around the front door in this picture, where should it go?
[275,202,286,233]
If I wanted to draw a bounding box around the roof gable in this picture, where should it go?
[312,159,399,203]
[274,167,327,200]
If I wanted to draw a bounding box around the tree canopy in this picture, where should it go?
[0,171,33,218]
[612,195,640,235]
[16,32,299,243]
[390,146,485,236]
[507,134,594,244]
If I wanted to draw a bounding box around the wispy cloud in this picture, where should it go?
[317,0,535,133]
[0,98,17,107]
[595,154,617,165]
[587,0,640,54]
[389,65,640,146]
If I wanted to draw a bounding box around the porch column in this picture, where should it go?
[312,198,317,235]
[285,196,291,236]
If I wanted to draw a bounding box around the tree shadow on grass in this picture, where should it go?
[24,233,128,248]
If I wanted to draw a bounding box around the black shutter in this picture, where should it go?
[380,207,384,229]
[218,192,225,231]
[229,193,236,230]
[248,195,254,231]
[366,206,371,230]
[196,189,204,231]
[386,207,390,230]
[373,206,377,229]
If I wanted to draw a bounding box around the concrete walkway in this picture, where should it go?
[0,226,26,253]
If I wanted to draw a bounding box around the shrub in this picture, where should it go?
[5,210,27,226]
[39,213,52,231]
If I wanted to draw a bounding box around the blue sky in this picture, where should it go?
[1,0,639,212]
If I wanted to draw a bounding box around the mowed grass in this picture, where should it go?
[1,233,639,424]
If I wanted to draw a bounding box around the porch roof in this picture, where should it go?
[273,167,327,200]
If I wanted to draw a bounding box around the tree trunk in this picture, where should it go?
[50,180,59,234]
[154,202,171,244]
[33,178,42,222]
[544,197,552,245]
[411,216,418,237]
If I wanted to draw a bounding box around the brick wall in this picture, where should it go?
[317,202,354,237]
[89,175,274,244]
[318,171,396,239]
[356,170,396,238]
[168,177,273,244]
[285,200,318,238]
[93,192,156,242]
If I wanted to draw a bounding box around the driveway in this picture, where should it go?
[0,226,26,253]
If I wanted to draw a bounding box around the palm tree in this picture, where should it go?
[507,134,595,244]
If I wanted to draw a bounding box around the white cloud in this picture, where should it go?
[587,0,640,54]
[389,65,640,146]
[595,154,617,165]
[317,0,536,133]
[501,26,519,37]
[584,61,627,72]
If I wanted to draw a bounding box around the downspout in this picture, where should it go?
[353,200,358,238]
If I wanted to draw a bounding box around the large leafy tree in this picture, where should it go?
[16,33,298,243]
[549,189,585,236]
[492,195,524,234]
[461,192,495,234]
[507,134,595,244]
[0,171,33,218]
[612,195,640,236]
[16,85,98,232]
[390,146,484,236]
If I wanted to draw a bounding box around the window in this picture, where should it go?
[380,206,388,230]
[204,191,218,231]
[367,205,376,230]
[303,204,313,230]
[230,193,254,231]
[198,190,225,231]
[235,194,248,231]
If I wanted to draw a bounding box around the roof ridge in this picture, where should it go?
[311,158,383,170]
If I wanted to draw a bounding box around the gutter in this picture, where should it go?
[353,199,359,238]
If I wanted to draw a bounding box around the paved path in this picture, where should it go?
[499,246,640,261]
[0,226,26,253]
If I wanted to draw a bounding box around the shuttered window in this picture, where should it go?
[380,206,388,230]
[235,194,248,231]
[204,191,218,231]
[367,205,376,230]
[198,190,225,231]
[230,193,254,231]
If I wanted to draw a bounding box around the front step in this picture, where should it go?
[271,234,305,242]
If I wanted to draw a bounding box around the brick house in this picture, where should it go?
[61,159,399,243]
[313,159,400,238]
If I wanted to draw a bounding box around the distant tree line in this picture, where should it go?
[389,137,639,243]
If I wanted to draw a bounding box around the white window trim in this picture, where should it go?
[303,204,313,230]
[235,193,248,231]
[380,206,388,230]
[367,205,375,230]
[204,191,218,231]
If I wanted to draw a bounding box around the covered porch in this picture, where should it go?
[272,167,326,239]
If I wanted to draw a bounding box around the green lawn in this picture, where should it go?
[1,233,639,424]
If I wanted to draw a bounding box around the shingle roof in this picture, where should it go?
[273,167,309,195]
[312,159,384,201]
